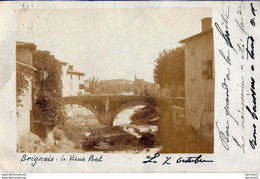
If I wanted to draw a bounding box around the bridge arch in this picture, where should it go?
[64,101,103,123]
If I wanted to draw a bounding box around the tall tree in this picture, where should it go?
[153,46,184,89]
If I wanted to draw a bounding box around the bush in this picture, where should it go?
[131,106,159,125]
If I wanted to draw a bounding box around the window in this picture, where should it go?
[79,76,80,80]
[71,75,73,79]
[202,61,207,79]
[202,60,213,79]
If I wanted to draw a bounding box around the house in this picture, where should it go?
[16,41,37,143]
[179,17,214,133]
[59,62,85,96]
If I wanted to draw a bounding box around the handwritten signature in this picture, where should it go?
[176,155,213,164]
[143,153,213,165]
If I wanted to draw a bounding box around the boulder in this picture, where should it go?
[45,130,54,147]
[19,132,45,153]
[53,127,63,140]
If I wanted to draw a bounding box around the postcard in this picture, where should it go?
[0,0,259,173]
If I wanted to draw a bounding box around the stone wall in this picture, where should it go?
[16,48,33,65]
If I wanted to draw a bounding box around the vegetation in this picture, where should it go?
[85,76,159,97]
[87,76,99,94]
[130,106,159,126]
[153,46,185,91]
[86,77,133,95]
[33,50,66,127]
[133,79,159,97]
[16,63,34,107]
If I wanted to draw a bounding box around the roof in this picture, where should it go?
[16,61,37,70]
[57,60,68,65]
[16,41,36,51]
[179,28,213,44]
[67,70,85,76]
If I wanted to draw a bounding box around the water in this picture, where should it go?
[113,105,145,126]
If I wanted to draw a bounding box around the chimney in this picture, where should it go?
[201,17,212,32]
[68,65,73,70]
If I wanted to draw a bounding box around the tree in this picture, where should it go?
[33,50,65,127]
[87,76,99,94]
[16,64,34,108]
[153,46,185,89]
[133,79,159,97]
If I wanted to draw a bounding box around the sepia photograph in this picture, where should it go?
[16,7,214,154]
[0,0,259,174]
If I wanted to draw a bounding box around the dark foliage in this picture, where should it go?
[153,46,185,89]
[130,106,159,125]
[139,132,158,148]
[133,79,159,97]
[33,50,66,127]
[16,63,34,107]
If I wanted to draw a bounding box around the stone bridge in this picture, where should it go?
[63,95,185,126]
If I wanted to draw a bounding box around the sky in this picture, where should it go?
[17,8,211,82]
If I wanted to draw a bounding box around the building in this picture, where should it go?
[59,62,85,96]
[16,41,37,143]
[179,17,214,133]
